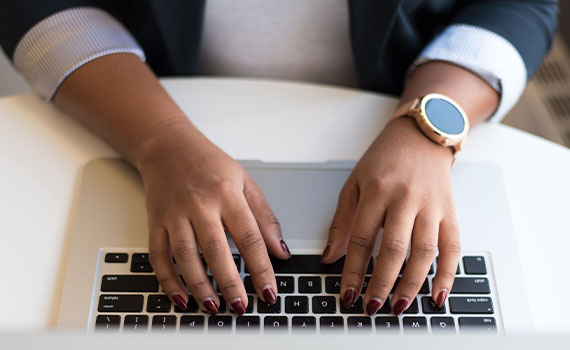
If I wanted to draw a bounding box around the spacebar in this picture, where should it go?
[269,255,373,274]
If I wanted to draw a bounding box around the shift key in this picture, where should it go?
[449,297,493,314]
[98,295,144,312]
[101,275,158,292]
[451,278,490,294]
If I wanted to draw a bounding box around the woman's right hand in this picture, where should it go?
[136,120,291,315]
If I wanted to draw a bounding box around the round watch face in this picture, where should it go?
[423,97,466,135]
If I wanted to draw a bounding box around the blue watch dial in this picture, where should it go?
[424,98,465,135]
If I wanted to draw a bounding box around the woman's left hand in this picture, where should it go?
[321,116,462,315]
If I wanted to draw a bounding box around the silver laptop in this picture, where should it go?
[56,158,530,334]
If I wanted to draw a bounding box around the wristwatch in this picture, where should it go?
[389,93,469,164]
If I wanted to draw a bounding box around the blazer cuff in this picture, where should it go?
[13,7,145,100]
[408,24,527,123]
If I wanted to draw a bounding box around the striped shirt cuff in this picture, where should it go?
[408,24,527,122]
[13,7,145,100]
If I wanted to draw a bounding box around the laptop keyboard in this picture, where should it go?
[92,248,501,334]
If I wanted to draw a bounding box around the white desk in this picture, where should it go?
[0,78,569,332]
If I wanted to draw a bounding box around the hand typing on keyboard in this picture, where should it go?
[139,126,291,315]
[321,116,462,316]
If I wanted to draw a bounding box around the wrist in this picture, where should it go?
[384,117,454,164]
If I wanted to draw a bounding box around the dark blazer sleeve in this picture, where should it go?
[449,0,558,78]
[0,0,101,59]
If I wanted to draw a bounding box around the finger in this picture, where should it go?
[168,218,220,315]
[148,226,189,311]
[243,175,290,259]
[432,216,461,308]
[223,195,278,305]
[364,201,415,315]
[390,210,438,314]
[322,178,359,264]
[192,212,249,315]
[340,190,385,308]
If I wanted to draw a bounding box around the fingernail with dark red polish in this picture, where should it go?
[203,299,218,315]
[172,294,187,311]
[263,286,277,305]
[394,298,408,316]
[280,239,291,257]
[436,289,448,308]
[321,244,331,262]
[231,299,246,315]
[342,288,357,308]
[366,299,382,315]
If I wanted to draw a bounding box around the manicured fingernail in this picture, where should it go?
[436,289,448,308]
[171,293,187,311]
[394,298,409,315]
[366,299,382,315]
[321,244,331,262]
[202,298,218,315]
[342,288,357,308]
[280,239,291,256]
[262,286,277,305]
[231,299,246,315]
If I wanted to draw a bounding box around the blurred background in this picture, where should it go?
[2,4,570,148]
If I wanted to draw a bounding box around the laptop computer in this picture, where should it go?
[56,158,530,334]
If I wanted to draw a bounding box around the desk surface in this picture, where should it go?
[0,78,569,332]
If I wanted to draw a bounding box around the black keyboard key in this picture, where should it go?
[403,298,419,314]
[403,317,428,333]
[378,300,391,314]
[390,277,429,294]
[292,316,316,332]
[180,316,205,332]
[298,276,321,293]
[98,294,143,312]
[325,276,341,293]
[431,317,456,334]
[130,263,153,273]
[152,315,176,332]
[375,317,400,333]
[244,275,255,293]
[347,317,372,332]
[459,317,497,333]
[147,294,171,313]
[361,277,371,293]
[262,255,373,274]
[123,315,149,332]
[132,253,149,264]
[276,276,295,293]
[451,278,491,294]
[264,316,288,332]
[208,316,232,332]
[217,295,227,313]
[319,316,344,332]
[101,275,158,292]
[174,295,199,313]
[340,296,364,314]
[105,253,128,263]
[285,296,309,314]
[233,254,241,272]
[257,296,281,313]
[236,316,260,332]
[428,263,434,275]
[95,315,120,332]
[312,296,336,314]
[421,296,446,314]
[463,256,487,275]
[449,297,494,314]
[245,295,254,313]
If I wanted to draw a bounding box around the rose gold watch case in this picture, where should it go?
[391,93,470,154]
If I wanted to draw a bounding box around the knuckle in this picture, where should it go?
[156,274,178,289]
[413,240,438,258]
[248,263,272,277]
[172,239,197,259]
[237,230,264,251]
[437,270,457,282]
[402,279,421,291]
[217,278,242,294]
[348,231,373,251]
[382,237,408,257]
[363,178,389,194]
[441,240,462,255]
[148,248,165,266]
[188,276,211,291]
[201,236,227,257]
[369,280,393,296]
